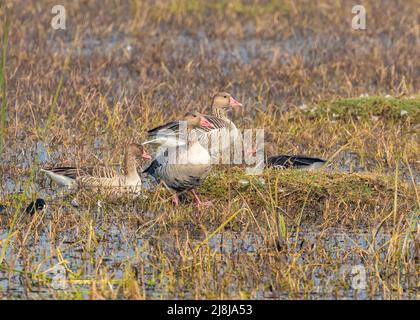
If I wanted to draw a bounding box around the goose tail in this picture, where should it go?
[41,168,77,187]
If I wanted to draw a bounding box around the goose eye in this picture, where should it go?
[223,95,227,98]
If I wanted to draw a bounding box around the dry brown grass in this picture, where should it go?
[0,0,419,299]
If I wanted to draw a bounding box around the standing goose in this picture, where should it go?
[145,111,215,147]
[143,93,243,163]
[198,92,243,162]
[41,144,152,196]
[207,92,242,124]
[143,112,215,208]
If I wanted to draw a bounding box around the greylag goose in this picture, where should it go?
[143,112,215,208]
[250,143,326,170]
[41,144,152,196]
[198,92,242,162]
[144,93,242,164]
[145,111,214,147]
[266,155,326,170]
[208,92,242,120]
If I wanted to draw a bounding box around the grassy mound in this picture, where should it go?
[200,168,418,228]
[300,96,420,122]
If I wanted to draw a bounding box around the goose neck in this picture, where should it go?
[124,153,140,179]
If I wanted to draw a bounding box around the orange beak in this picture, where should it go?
[200,117,215,129]
[229,96,243,108]
[142,148,152,160]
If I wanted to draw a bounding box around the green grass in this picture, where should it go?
[158,0,292,17]
[304,96,420,122]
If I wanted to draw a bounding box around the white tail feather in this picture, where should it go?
[41,169,76,187]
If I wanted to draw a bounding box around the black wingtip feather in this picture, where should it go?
[25,198,46,216]
[266,155,326,169]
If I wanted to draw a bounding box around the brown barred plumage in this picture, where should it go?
[41,144,151,198]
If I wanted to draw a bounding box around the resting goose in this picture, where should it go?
[266,155,326,170]
[250,143,326,170]
[41,144,152,196]
[143,112,215,208]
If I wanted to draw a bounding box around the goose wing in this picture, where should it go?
[144,120,187,146]
[201,115,231,131]
[142,148,169,178]
[42,166,118,179]
[147,120,181,136]
[266,155,326,169]
[142,159,161,177]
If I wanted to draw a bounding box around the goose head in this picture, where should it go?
[183,112,215,131]
[127,143,152,161]
[211,92,242,116]
[181,112,215,145]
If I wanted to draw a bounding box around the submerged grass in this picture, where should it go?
[0,0,419,299]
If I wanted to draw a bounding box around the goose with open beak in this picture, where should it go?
[145,111,215,147]
[143,92,243,164]
[143,112,215,208]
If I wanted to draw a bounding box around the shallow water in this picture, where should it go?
[1,141,418,299]
[0,215,417,300]
[1,2,419,299]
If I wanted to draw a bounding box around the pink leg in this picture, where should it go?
[172,194,180,206]
[191,189,212,208]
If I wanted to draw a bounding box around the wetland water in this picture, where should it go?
[1,1,419,300]
[1,137,417,299]
[0,210,417,299]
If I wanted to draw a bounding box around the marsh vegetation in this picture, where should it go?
[0,0,419,299]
